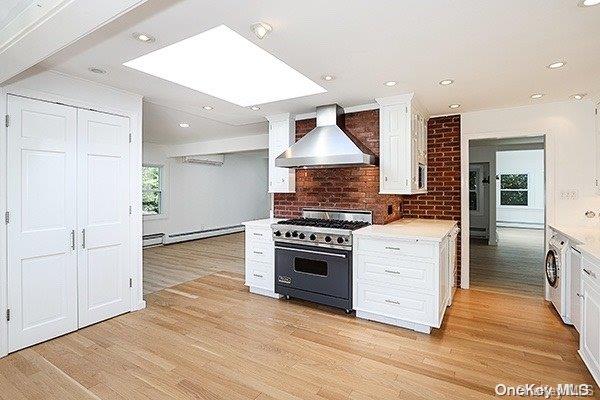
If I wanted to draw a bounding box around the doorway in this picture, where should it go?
[468,137,546,296]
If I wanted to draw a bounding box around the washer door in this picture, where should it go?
[546,250,559,288]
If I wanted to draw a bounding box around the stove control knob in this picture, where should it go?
[337,237,345,244]
[325,236,332,243]
[299,233,305,239]
[285,231,291,238]
[274,231,282,237]
[292,231,298,237]
[309,234,317,241]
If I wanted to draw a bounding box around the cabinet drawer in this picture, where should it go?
[246,241,274,264]
[582,255,600,288]
[245,227,272,243]
[245,261,273,291]
[355,237,436,259]
[355,254,436,292]
[355,282,435,325]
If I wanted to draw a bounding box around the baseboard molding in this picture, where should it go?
[131,300,146,311]
[165,225,244,244]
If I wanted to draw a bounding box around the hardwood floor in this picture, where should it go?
[470,227,545,297]
[143,233,245,295]
[0,233,597,399]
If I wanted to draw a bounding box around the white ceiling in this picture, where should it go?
[39,0,600,144]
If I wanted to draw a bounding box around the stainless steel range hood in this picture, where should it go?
[275,104,378,168]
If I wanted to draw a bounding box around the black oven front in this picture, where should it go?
[274,241,352,312]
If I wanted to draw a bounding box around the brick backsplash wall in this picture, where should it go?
[273,111,462,278]
[273,110,402,225]
[402,115,462,279]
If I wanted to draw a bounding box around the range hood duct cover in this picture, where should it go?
[274,104,378,168]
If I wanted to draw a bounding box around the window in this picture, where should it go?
[142,165,162,215]
[499,174,528,206]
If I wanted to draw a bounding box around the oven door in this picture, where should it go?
[274,242,351,300]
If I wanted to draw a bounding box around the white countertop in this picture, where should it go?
[549,224,600,262]
[242,217,282,228]
[353,218,459,241]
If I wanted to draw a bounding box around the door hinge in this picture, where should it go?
[129,278,133,288]
[4,114,9,128]
[129,205,132,215]
[129,132,132,143]
[4,211,9,224]
[6,309,10,322]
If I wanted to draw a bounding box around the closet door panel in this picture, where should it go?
[7,96,78,352]
[77,109,131,328]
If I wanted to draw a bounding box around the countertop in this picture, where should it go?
[353,218,459,242]
[242,217,282,228]
[549,224,600,262]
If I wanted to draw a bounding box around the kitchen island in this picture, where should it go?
[352,219,459,333]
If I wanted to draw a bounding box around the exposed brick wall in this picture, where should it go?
[273,110,402,225]
[273,111,462,279]
[402,115,462,279]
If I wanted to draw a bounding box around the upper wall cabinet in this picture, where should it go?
[376,93,429,195]
[266,113,295,193]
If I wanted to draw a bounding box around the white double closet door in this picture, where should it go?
[7,95,131,352]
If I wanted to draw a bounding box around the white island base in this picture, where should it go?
[356,310,432,334]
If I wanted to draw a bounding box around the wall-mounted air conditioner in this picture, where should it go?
[182,154,224,166]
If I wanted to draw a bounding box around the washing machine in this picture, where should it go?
[546,234,569,323]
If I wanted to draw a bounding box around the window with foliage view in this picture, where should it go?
[500,174,528,206]
[142,166,162,215]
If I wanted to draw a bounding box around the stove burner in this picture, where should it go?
[277,218,369,230]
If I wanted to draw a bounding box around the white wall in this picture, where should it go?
[0,70,144,357]
[463,100,600,228]
[496,149,544,227]
[142,142,269,241]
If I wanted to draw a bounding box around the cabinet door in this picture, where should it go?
[268,119,295,193]
[380,104,410,193]
[7,96,78,352]
[571,248,582,331]
[77,109,131,328]
[581,278,600,375]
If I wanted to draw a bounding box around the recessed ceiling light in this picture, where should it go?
[250,22,272,39]
[133,32,156,43]
[179,123,190,128]
[547,61,566,69]
[439,79,454,86]
[203,105,213,110]
[384,81,397,87]
[124,25,326,107]
[572,93,587,100]
[88,67,107,74]
[250,106,260,111]
[579,0,600,6]
[448,104,460,109]
[322,75,335,81]
[530,93,544,99]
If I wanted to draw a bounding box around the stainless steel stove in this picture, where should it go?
[272,209,372,250]
[272,209,372,313]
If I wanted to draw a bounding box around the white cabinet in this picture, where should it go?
[266,113,295,193]
[376,93,428,195]
[353,229,457,334]
[243,221,281,298]
[571,247,582,332]
[580,254,600,385]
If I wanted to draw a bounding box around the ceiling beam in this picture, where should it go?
[0,0,148,84]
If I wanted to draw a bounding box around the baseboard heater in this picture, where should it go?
[143,233,165,247]
[166,224,244,244]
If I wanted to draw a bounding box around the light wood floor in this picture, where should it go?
[0,234,597,399]
[470,227,545,297]
[143,233,245,295]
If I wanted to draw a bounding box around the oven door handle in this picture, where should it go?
[275,246,347,259]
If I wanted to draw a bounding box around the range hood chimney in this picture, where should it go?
[274,104,378,169]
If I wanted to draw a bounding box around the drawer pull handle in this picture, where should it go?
[252,233,263,237]
[385,246,401,251]
[253,251,263,255]
[577,292,584,299]
[584,269,596,278]
[253,273,264,278]
[385,269,401,275]
[385,299,401,305]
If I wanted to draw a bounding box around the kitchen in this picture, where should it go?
[1,0,600,398]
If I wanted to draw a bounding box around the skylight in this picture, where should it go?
[123,25,326,107]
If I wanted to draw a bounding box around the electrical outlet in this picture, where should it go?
[560,190,579,200]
